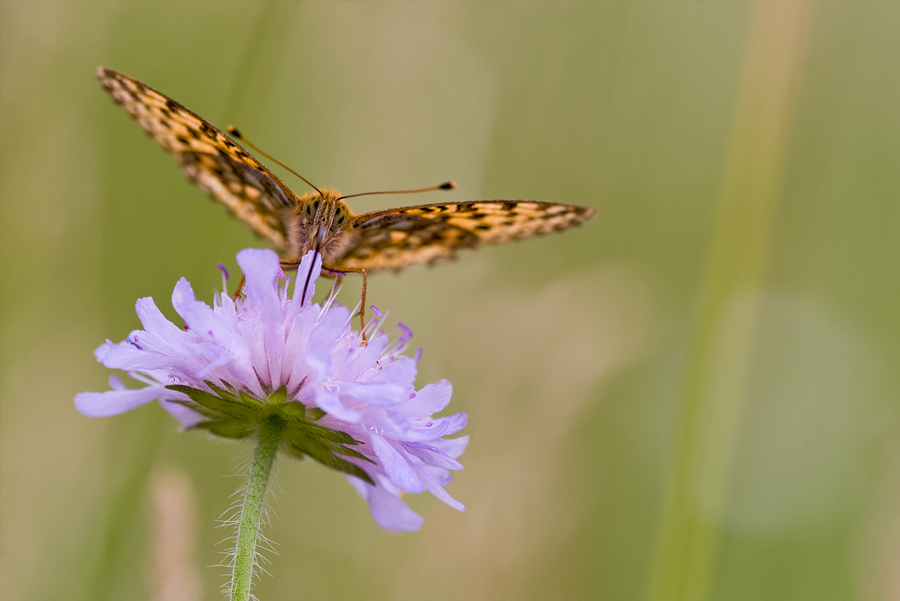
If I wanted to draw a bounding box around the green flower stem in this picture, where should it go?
[231,417,283,601]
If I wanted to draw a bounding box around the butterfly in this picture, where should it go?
[97,67,596,327]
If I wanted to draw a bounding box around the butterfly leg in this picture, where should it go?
[232,274,247,302]
[323,264,369,345]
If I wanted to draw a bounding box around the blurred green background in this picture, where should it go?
[1,2,898,600]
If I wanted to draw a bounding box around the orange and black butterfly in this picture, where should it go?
[97,67,595,317]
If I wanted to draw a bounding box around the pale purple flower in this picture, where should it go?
[76,248,468,531]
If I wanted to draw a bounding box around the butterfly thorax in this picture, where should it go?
[287,188,355,263]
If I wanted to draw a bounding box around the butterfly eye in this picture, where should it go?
[304,198,320,220]
[333,205,349,227]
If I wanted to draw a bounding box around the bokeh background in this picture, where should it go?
[1,2,898,600]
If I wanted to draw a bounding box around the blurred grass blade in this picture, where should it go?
[648,1,816,599]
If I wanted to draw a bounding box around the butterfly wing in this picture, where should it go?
[336,200,596,271]
[97,67,295,252]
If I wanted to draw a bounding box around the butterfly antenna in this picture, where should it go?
[338,181,456,201]
[227,126,323,196]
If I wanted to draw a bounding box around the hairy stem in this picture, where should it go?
[231,418,282,600]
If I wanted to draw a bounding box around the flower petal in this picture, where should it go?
[408,412,468,440]
[95,339,179,372]
[75,384,168,417]
[237,248,285,387]
[398,379,453,417]
[427,434,470,460]
[401,440,465,470]
[418,468,465,512]
[370,432,424,493]
[348,474,425,532]
[134,297,191,347]
[159,399,206,428]
[366,356,417,388]
[313,388,361,422]
[338,382,406,407]
[289,250,323,307]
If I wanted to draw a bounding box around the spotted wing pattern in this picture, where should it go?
[97,67,294,252]
[337,200,596,271]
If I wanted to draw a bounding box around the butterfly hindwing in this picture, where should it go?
[338,200,595,271]
[97,67,294,252]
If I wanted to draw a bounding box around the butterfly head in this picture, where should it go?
[289,188,354,263]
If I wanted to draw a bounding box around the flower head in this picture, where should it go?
[76,249,468,531]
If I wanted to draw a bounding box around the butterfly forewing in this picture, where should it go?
[337,200,595,271]
[97,67,294,252]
